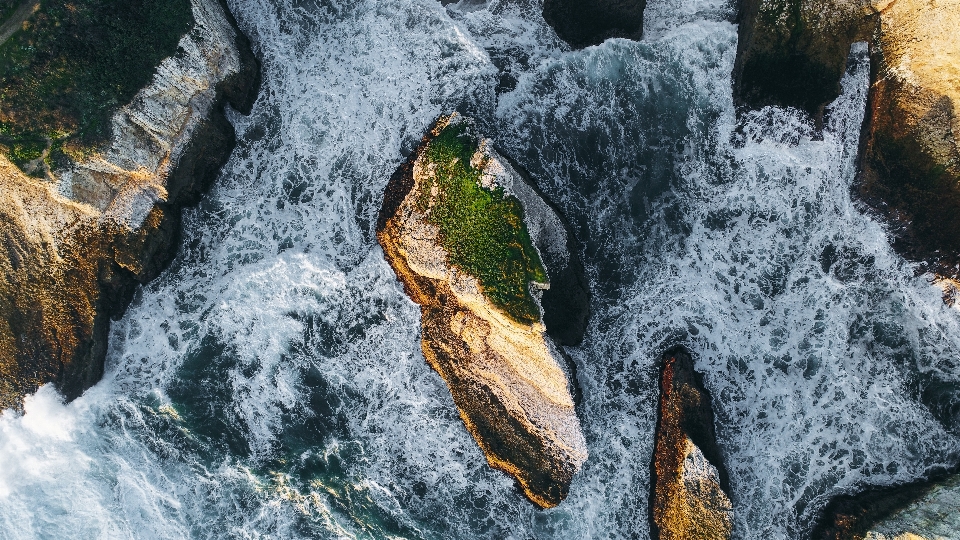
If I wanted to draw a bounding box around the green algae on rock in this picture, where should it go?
[0,0,259,410]
[415,119,548,325]
[376,114,589,508]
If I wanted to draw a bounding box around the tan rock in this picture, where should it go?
[651,349,732,540]
[0,0,258,410]
[376,115,588,508]
[736,0,960,280]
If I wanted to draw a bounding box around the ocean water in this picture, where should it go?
[2,0,960,538]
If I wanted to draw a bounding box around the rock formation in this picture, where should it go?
[735,0,960,281]
[814,473,960,540]
[376,114,589,508]
[650,347,732,540]
[542,0,646,49]
[0,0,259,410]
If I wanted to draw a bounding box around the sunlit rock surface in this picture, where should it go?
[0,0,258,410]
[857,0,960,280]
[651,348,732,540]
[376,114,588,508]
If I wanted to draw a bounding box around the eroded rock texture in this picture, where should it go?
[734,0,876,119]
[735,0,960,281]
[376,115,588,508]
[815,473,960,540]
[542,0,645,49]
[651,348,732,540]
[0,0,259,410]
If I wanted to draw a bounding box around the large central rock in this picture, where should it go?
[376,114,588,508]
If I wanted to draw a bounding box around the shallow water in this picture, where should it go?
[2,0,960,538]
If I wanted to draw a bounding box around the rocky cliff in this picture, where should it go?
[734,0,960,281]
[376,114,589,508]
[856,0,960,280]
[0,0,259,410]
[651,348,732,540]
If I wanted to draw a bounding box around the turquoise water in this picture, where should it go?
[1,1,959,538]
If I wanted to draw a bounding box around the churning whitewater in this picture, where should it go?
[2,0,959,538]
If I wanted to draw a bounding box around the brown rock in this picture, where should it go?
[651,348,732,540]
[856,0,960,280]
[734,0,876,120]
[0,0,259,410]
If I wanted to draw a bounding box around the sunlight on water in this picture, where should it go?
[1,1,959,539]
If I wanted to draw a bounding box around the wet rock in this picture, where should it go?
[735,0,960,282]
[376,114,589,508]
[0,0,260,410]
[542,0,646,49]
[651,347,732,540]
[814,473,960,540]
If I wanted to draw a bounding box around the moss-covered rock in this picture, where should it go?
[377,114,589,508]
[0,0,260,410]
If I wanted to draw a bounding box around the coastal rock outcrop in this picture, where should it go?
[542,0,646,49]
[0,0,259,410]
[735,0,960,281]
[651,348,732,540]
[814,473,960,540]
[376,114,589,508]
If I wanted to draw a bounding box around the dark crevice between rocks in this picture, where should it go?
[732,0,877,126]
[541,0,646,49]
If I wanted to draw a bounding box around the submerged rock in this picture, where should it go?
[651,347,732,540]
[735,0,960,282]
[542,0,646,49]
[376,114,589,508]
[0,0,259,410]
[814,473,960,540]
